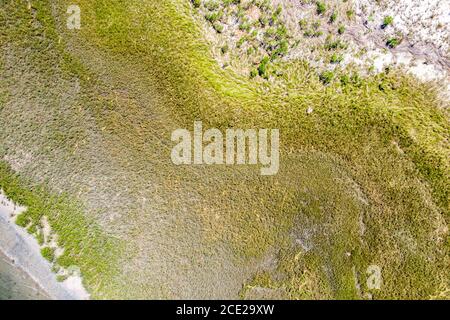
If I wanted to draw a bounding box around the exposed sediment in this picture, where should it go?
[0,192,89,300]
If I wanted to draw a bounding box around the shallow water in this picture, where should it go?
[0,250,50,300]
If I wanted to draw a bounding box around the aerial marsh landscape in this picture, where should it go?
[0,0,449,300]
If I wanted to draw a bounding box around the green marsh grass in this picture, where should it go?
[0,0,448,299]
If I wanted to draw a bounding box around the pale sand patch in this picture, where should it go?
[352,0,450,100]
[212,0,450,100]
[62,275,90,300]
[0,191,90,300]
[354,0,450,56]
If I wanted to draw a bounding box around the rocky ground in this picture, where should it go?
[193,0,450,101]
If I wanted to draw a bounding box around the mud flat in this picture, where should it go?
[0,192,89,300]
[0,250,50,300]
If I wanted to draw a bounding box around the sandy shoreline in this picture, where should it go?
[0,248,51,299]
[0,191,90,300]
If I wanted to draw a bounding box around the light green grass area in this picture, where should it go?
[0,0,448,299]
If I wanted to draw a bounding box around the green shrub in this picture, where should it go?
[237,37,246,48]
[340,74,350,86]
[275,25,287,39]
[338,25,345,35]
[205,11,221,23]
[312,21,321,30]
[223,0,239,5]
[330,53,343,64]
[265,27,276,38]
[329,11,337,23]
[204,1,219,11]
[15,213,29,227]
[239,22,251,32]
[213,22,224,33]
[258,56,270,78]
[350,73,362,87]
[191,0,201,8]
[274,4,282,16]
[304,20,323,37]
[250,69,258,79]
[325,38,347,50]
[316,2,326,15]
[36,231,45,246]
[56,274,68,282]
[346,10,354,19]
[304,30,323,37]
[27,223,37,235]
[221,45,228,54]
[319,70,334,84]
[259,16,269,27]
[382,16,394,28]
[386,37,401,48]
[41,247,55,262]
[271,39,288,58]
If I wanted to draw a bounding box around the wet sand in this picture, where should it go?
[0,192,89,300]
[0,250,50,300]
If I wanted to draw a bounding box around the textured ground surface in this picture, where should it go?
[0,0,448,299]
[197,0,450,98]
